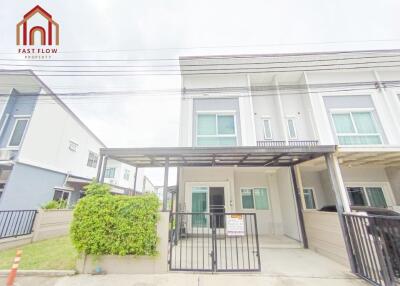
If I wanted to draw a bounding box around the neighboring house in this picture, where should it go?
[0,70,105,210]
[142,176,156,194]
[103,159,144,194]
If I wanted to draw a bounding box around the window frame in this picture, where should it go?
[302,187,317,210]
[69,140,78,152]
[87,151,99,168]
[286,117,297,140]
[345,183,392,208]
[123,169,130,181]
[330,109,382,146]
[196,111,238,146]
[104,167,116,179]
[7,116,30,148]
[53,188,71,205]
[262,117,273,140]
[240,187,270,211]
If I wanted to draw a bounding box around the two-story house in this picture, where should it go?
[97,50,400,277]
[0,70,105,209]
[176,50,400,250]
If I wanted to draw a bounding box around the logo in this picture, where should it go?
[16,5,59,58]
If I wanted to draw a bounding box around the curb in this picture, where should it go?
[0,269,76,277]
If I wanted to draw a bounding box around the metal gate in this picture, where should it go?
[168,212,261,272]
[344,214,400,286]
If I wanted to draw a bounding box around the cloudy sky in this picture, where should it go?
[1,0,400,183]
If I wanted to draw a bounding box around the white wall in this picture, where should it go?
[276,168,301,240]
[305,70,400,145]
[179,167,301,237]
[18,94,104,179]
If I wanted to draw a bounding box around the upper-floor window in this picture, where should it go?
[196,113,236,146]
[331,111,382,145]
[104,167,116,178]
[262,118,273,140]
[69,141,78,152]
[87,151,98,168]
[123,169,130,180]
[8,118,29,147]
[286,118,297,139]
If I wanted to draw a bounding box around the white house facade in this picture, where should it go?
[178,51,400,229]
[97,50,400,281]
[0,70,106,209]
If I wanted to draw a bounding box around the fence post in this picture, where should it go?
[31,209,43,242]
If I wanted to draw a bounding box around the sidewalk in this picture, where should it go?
[1,273,368,286]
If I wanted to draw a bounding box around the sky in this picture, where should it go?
[1,0,400,184]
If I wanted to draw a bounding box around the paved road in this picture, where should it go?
[1,273,369,286]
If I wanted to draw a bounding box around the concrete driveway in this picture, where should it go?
[1,273,368,286]
[1,248,368,286]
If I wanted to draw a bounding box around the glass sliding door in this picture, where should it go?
[192,187,208,227]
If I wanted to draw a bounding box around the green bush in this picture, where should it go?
[70,183,160,256]
[41,200,67,209]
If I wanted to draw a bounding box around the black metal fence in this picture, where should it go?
[344,214,400,286]
[0,210,37,239]
[168,212,261,272]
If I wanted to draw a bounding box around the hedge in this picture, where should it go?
[70,183,160,256]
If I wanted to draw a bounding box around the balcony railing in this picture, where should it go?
[257,140,319,147]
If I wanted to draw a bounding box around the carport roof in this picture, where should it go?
[100,145,336,168]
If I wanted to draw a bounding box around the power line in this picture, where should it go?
[3,57,400,73]
[2,63,400,76]
[4,38,400,54]
[3,49,400,62]
[2,54,400,69]
[2,59,400,73]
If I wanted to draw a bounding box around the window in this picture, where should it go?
[87,151,98,168]
[196,113,236,146]
[286,118,297,139]
[262,118,272,140]
[8,118,29,147]
[69,141,78,152]
[303,188,316,209]
[331,111,382,145]
[123,169,130,180]
[346,186,387,208]
[53,189,70,202]
[241,188,270,210]
[104,167,116,178]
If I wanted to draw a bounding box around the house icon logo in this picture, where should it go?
[16,5,59,46]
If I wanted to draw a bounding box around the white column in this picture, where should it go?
[324,153,350,212]
[273,76,288,144]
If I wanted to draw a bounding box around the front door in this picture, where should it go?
[191,186,226,228]
[209,187,225,228]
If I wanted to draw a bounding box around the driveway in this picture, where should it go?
[1,273,368,286]
[1,248,369,286]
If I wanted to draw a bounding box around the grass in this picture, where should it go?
[0,236,77,270]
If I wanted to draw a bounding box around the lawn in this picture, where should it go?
[0,236,77,270]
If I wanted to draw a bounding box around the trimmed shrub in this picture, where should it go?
[70,183,160,256]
